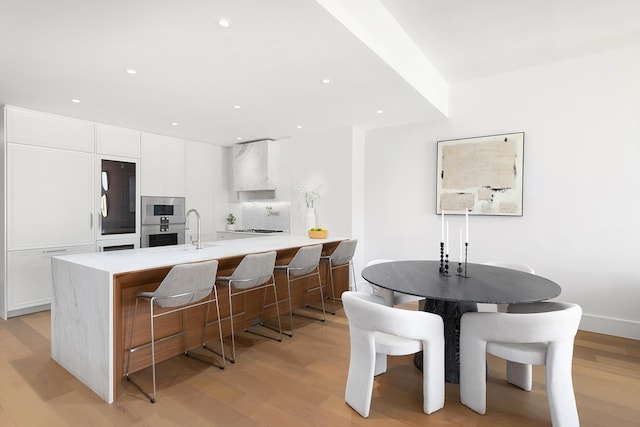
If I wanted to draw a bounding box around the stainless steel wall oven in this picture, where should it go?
[140,196,186,247]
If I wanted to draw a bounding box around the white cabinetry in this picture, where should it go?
[185,141,215,242]
[7,245,94,313]
[7,144,94,249]
[141,133,185,197]
[2,106,97,318]
[96,124,140,158]
[6,107,93,152]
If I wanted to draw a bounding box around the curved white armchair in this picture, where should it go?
[460,302,582,427]
[477,262,535,312]
[342,291,445,417]
[365,259,424,307]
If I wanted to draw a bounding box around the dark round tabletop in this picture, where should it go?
[361,260,561,304]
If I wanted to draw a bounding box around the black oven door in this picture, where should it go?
[141,224,185,248]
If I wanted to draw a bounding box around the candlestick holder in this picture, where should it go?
[443,253,450,276]
[439,242,445,274]
[456,242,470,278]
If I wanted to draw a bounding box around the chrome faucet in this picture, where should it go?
[185,208,202,249]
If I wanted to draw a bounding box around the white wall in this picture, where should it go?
[364,43,640,339]
[282,126,355,237]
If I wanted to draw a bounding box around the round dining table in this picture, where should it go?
[361,260,562,383]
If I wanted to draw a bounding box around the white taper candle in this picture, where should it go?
[465,208,469,243]
[446,220,450,255]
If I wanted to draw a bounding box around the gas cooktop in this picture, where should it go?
[236,229,284,234]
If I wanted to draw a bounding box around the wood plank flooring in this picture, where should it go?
[1,303,639,426]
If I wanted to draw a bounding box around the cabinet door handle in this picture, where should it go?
[90,212,93,229]
[42,248,68,254]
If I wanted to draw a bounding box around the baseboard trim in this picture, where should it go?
[580,314,640,340]
[7,303,51,318]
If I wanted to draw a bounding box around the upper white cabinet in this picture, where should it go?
[96,124,140,158]
[141,133,185,197]
[7,144,94,249]
[233,139,276,191]
[6,107,93,152]
[184,140,215,242]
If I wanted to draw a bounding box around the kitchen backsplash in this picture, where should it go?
[242,201,291,232]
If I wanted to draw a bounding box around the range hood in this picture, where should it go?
[232,139,277,199]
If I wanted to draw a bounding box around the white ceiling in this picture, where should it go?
[1,0,639,146]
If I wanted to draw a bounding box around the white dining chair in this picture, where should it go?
[342,291,445,418]
[477,262,536,312]
[460,301,582,427]
[365,259,424,307]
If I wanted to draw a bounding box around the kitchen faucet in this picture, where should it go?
[185,208,202,249]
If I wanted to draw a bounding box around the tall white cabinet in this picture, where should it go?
[2,107,96,317]
[1,106,221,319]
[141,132,185,197]
[7,144,94,249]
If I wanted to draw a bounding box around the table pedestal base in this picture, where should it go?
[413,299,477,384]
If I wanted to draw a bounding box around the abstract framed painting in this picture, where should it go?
[436,132,524,216]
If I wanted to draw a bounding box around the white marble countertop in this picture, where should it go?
[54,234,346,275]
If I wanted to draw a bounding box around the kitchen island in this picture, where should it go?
[51,235,349,403]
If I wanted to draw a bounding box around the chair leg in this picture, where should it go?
[228,286,237,363]
[350,260,357,292]
[374,353,387,376]
[506,360,532,391]
[249,278,283,342]
[270,282,283,341]
[312,270,326,322]
[124,298,140,378]
[285,272,295,337]
[300,270,328,320]
[322,263,338,314]
[422,335,445,414]
[344,331,376,418]
[460,337,488,414]
[149,302,157,403]
[197,289,226,369]
[546,343,580,427]
[124,298,157,403]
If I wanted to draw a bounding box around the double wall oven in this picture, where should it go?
[140,196,186,248]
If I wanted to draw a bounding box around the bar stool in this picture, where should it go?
[274,244,325,336]
[210,251,281,363]
[124,260,224,403]
[320,239,357,313]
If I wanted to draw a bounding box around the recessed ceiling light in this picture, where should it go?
[321,78,332,84]
[126,69,137,75]
[376,109,384,114]
[171,122,178,126]
[296,125,303,129]
[218,18,231,28]
[233,105,241,109]
[236,137,243,140]
[71,99,80,103]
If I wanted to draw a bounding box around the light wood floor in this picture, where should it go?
[1,303,639,426]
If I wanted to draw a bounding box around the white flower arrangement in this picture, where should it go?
[297,184,322,208]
